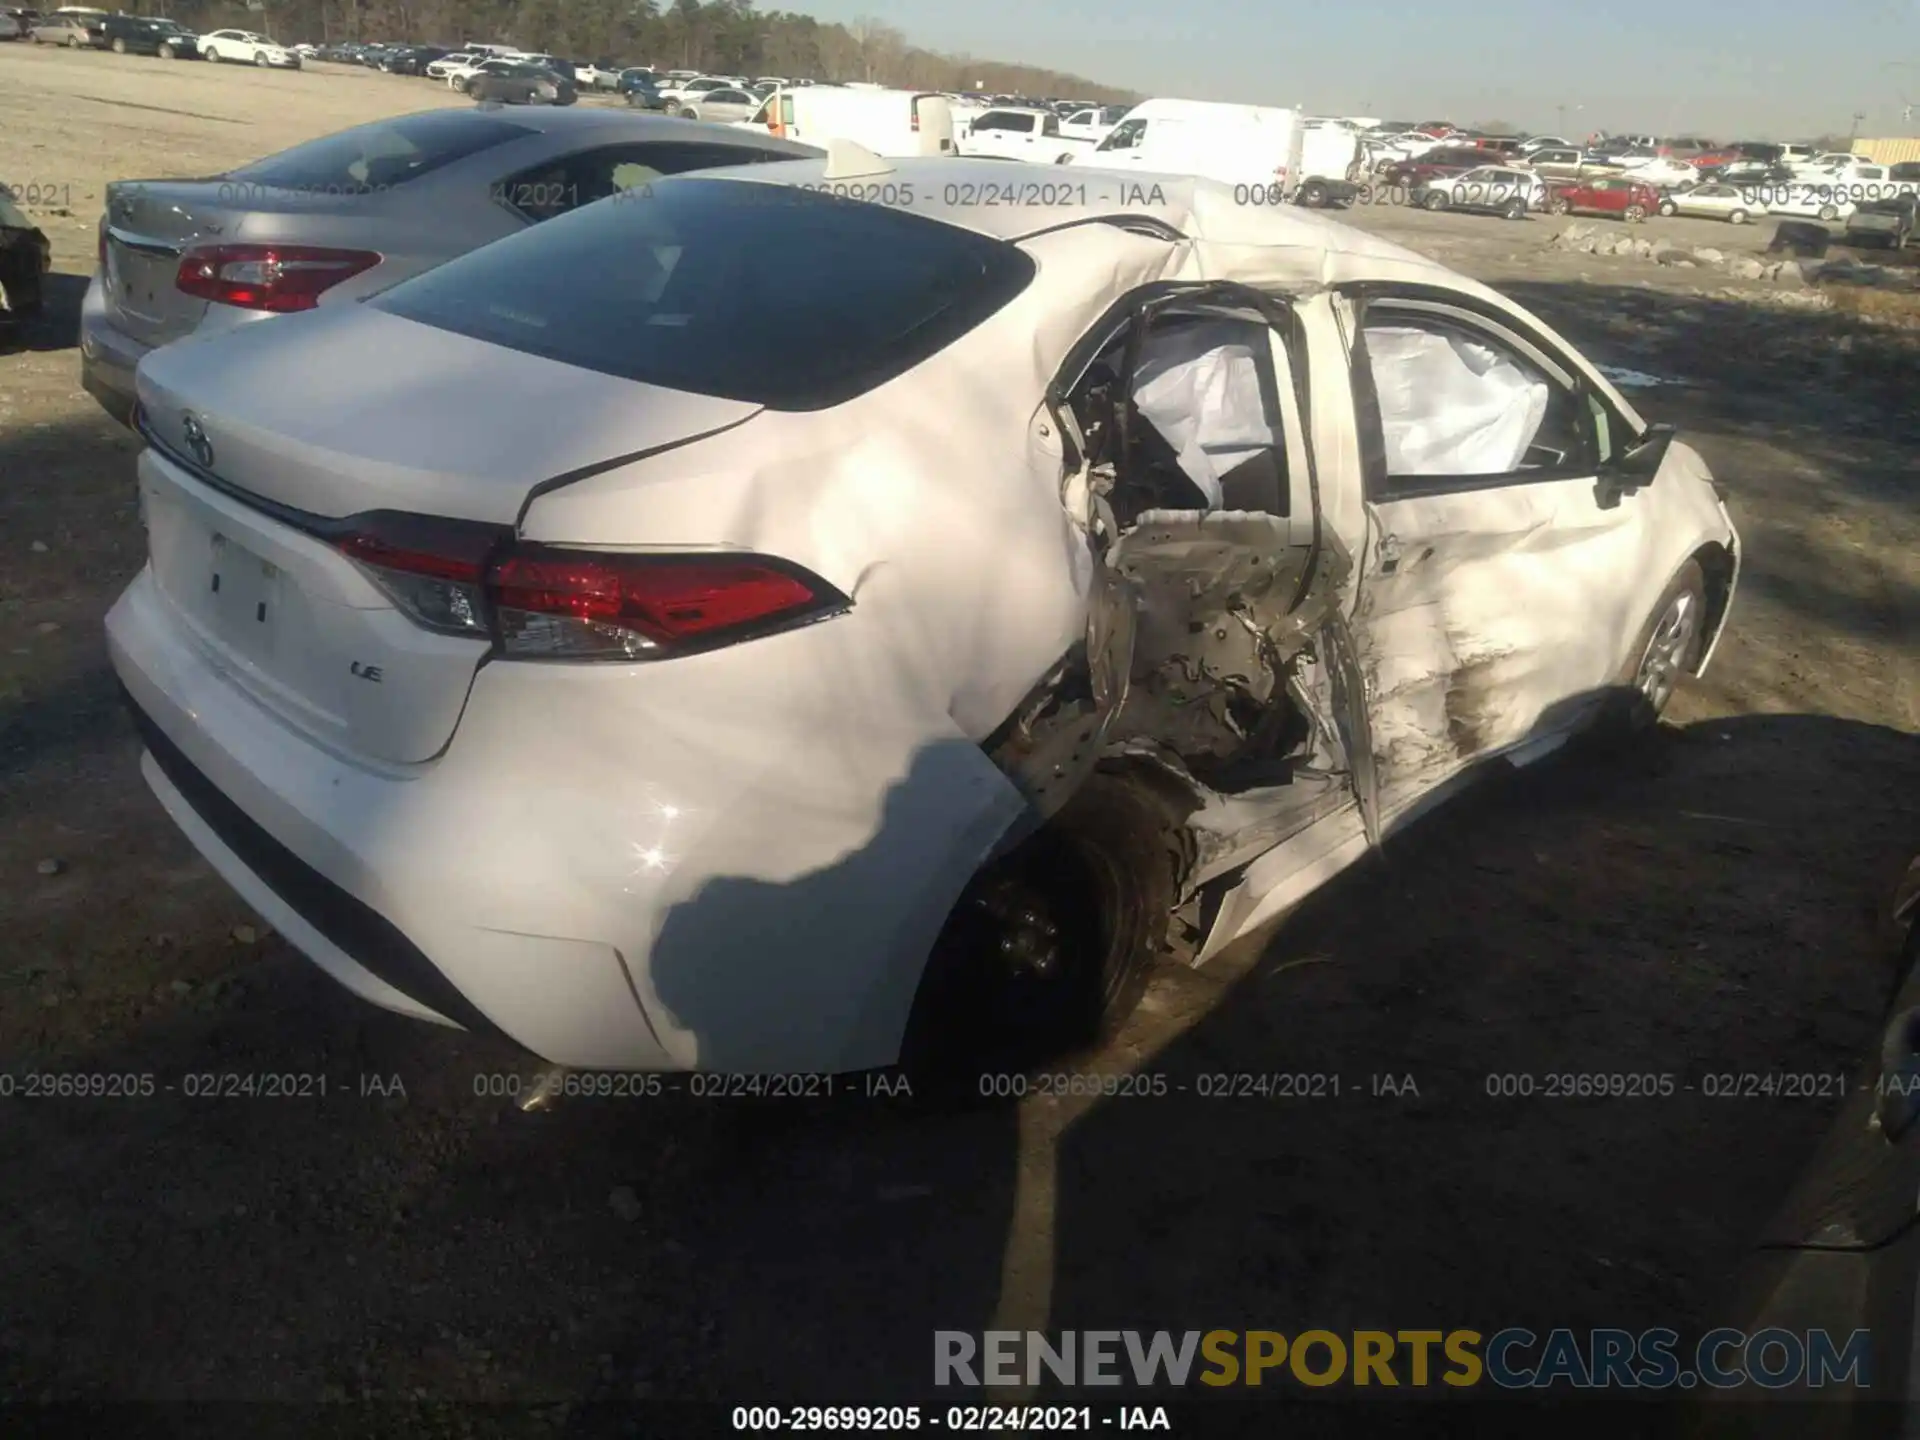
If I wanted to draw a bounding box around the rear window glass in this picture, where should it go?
[371,177,1038,410]
[226,111,532,193]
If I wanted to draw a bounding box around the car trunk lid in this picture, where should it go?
[133,305,763,764]
[100,179,250,349]
[101,178,410,348]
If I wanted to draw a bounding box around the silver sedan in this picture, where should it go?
[81,108,820,425]
[672,86,763,123]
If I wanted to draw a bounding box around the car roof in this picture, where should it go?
[701,155,1455,273]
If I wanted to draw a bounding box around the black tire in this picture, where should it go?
[1729,209,1749,224]
[66,32,80,47]
[1818,203,1839,221]
[1422,189,1448,211]
[1658,200,1677,216]
[158,42,175,58]
[253,51,268,67]
[898,772,1182,1088]
[1606,558,1709,735]
[1503,196,1527,220]
[1300,181,1327,208]
[676,103,697,118]
[1625,202,1647,222]
[1549,195,1571,215]
[204,44,218,61]
[110,36,126,53]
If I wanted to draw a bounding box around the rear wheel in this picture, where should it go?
[1729,209,1749,224]
[1502,196,1527,219]
[1422,189,1449,210]
[1658,199,1678,216]
[899,773,1183,1088]
[158,41,175,58]
[204,44,219,60]
[676,102,697,118]
[253,50,268,66]
[1625,202,1647,222]
[1299,180,1327,207]
[65,31,80,47]
[1549,195,1571,215]
[1818,203,1839,221]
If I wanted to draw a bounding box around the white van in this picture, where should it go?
[1070,98,1310,197]
[740,86,956,158]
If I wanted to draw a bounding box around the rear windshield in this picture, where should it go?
[225,111,532,193]
[371,177,1038,410]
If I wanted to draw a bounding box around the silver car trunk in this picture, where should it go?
[99,178,472,351]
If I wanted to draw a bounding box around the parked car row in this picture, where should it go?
[77,103,1742,1082]
[15,9,299,66]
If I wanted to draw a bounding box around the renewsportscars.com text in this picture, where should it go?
[935,1328,1872,1390]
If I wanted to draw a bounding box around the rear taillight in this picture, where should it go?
[175,243,380,313]
[332,518,847,660]
[910,101,921,132]
[489,548,844,660]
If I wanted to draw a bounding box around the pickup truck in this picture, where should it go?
[956,106,1091,164]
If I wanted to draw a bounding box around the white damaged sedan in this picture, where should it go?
[108,150,1740,1077]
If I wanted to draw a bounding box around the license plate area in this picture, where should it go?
[206,531,284,661]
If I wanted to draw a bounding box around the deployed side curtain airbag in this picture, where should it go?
[1131,319,1273,510]
[1365,325,1549,476]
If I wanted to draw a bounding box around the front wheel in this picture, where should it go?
[110,36,126,52]
[1625,203,1647,222]
[1549,196,1571,215]
[66,32,80,47]
[1614,559,1708,731]
[1299,181,1327,207]
[676,103,697,118]
[253,51,268,66]
[1658,200,1677,216]
[204,44,219,60]
[1503,196,1527,220]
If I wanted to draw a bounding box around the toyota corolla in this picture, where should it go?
[107,150,1740,1078]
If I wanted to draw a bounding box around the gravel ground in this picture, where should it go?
[3,42,1919,1424]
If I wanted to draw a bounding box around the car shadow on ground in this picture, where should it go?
[1,712,1914,1416]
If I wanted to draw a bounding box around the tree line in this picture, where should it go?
[176,0,1140,101]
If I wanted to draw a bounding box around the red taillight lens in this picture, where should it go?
[910,101,921,132]
[332,514,502,637]
[331,519,848,660]
[175,243,381,313]
[488,548,843,660]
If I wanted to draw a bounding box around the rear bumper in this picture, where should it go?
[106,551,1028,1072]
[79,273,146,427]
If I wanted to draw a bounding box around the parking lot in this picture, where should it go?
[4,41,1920,1412]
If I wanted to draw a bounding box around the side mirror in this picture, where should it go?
[1595,423,1675,509]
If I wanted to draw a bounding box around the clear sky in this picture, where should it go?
[796,0,1920,140]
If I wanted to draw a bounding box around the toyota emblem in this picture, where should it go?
[181,411,214,469]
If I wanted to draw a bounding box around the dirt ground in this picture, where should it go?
[3,42,1920,1424]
